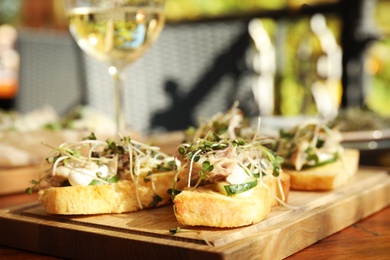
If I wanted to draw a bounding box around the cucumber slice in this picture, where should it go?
[302,154,338,169]
[223,177,258,196]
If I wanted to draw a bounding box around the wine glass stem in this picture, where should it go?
[111,67,126,134]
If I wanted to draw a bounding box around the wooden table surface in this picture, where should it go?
[0,191,389,259]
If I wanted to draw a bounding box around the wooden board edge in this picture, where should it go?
[0,203,222,259]
[211,175,390,259]
[0,213,222,260]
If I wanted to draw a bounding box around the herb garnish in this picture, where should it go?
[276,120,342,170]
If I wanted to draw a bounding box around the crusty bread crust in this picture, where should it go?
[284,149,360,191]
[173,173,290,228]
[173,184,272,228]
[38,171,176,215]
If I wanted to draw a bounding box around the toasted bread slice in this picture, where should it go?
[173,184,272,228]
[173,173,290,228]
[38,171,176,215]
[283,149,359,191]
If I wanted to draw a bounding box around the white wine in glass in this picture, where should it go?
[63,0,165,133]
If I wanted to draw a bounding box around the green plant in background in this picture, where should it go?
[283,17,318,116]
[366,0,390,116]
[279,77,304,115]
[165,0,286,22]
[366,38,390,116]
[249,14,342,117]
[0,0,21,25]
[279,15,341,116]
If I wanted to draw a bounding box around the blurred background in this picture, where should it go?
[0,0,390,165]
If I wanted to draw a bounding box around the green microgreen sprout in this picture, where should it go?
[144,171,153,183]
[168,188,181,197]
[149,194,163,207]
[305,147,319,164]
[25,179,39,194]
[169,227,195,235]
[193,160,213,189]
[83,132,97,140]
[272,155,284,177]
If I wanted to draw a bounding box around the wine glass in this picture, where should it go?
[63,0,166,133]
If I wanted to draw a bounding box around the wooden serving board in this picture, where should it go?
[0,168,389,259]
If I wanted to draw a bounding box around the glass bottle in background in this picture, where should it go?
[0,24,19,110]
